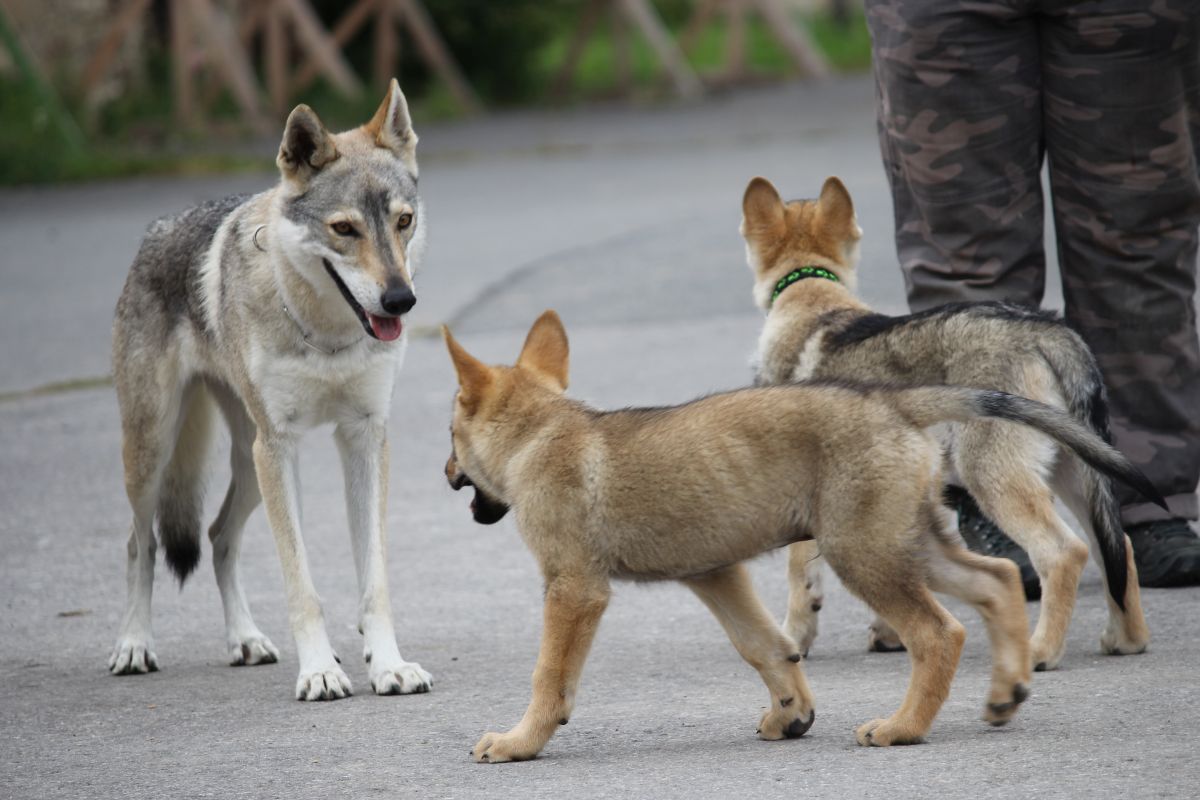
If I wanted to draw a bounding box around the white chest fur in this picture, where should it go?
[249,337,406,431]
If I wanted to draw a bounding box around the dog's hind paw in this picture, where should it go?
[371,661,433,695]
[866,622,906,653]
[229,634,280,667]
[1100,627,1149,657]
[108,637,159,675]
[295,665,353,701]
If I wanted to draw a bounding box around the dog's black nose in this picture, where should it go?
[380,286,416,315]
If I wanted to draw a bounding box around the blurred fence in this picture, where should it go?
[1,0,861,130]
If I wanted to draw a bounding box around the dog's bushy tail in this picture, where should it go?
[891,385,1167,518]
[1036,340,1134,610]
[157,381,215,585]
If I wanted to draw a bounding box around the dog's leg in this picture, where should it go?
[1052,456,1150,658]
[209,392,277,666]
[686,563,815,741]
[473,574,610,763]
[109,374,184,675]
[827,532,966,746]
[783,541,824,657]
[957,422,1089,671]
[110,500,161,674]
[924,533,1032,727]
[334,421,431,695]
[969,479,1087,671]
[253,432,352,701]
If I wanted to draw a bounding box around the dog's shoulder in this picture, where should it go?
[119,193,255,333]
[141,193,252,257]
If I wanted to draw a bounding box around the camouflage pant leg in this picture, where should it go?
[1041,1,1200,522]
[865,0,1049,310]
[866,0,1200,522]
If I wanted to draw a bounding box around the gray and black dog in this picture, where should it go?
[741,175,1164,672]
[109,80,431,700]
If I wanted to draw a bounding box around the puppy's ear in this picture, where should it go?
[517,310,569,392]
[365,78,418,173]
[442,325,491,412]
[741,177,786,240]
[817,176,861,242]
[277,104,338,180]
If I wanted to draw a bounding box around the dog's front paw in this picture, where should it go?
[757,703,815,741]
[371,660,432,695]
[472,731,540,764]
[108,637,159,675]
[295,664,353,701]
[855,717,924,747]
[982,682,1029,727]
[229,634,280,667]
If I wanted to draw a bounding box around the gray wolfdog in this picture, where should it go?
[109,80,431,701]
[741,175,1165,671]
[441,311,1159,759]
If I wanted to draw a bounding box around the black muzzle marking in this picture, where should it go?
[323,258,377,339]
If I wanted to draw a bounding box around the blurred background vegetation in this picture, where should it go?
[0,0,870,185]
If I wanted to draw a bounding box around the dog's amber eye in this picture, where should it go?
[397,213,413,230]
[331,221,356,236]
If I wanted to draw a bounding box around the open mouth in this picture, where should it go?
[323,259,404,342]
[448,472,510,525]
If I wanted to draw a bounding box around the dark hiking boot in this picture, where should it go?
[944,486,1041,601]
[1127,518,1200,588]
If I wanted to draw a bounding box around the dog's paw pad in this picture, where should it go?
[784,710,815,738]
[108,638,160,675]
[229,635,279,666]
[295,666,353,701]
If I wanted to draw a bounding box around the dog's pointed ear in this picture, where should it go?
[817,176,861,241]
[741,177,786,240]
[443,325,491,412]
[365,78,418,172]
[517,310,569,393]
[278,104,338,179]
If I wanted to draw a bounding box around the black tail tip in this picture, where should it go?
[1119,463,1168,512]
[161,529,201,586]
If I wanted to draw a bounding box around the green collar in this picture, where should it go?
[770,266,840,306]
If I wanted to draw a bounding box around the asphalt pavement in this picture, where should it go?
[0,76,1192,799]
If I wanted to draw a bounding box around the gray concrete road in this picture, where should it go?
[0,77,1192,799]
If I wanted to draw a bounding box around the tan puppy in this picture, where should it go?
[740,176,1164,670]
[442,313,1153,760]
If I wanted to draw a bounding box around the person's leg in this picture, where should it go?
[865,0,1045,311]
[866,0,1046,596]
[1042,0,1200,586]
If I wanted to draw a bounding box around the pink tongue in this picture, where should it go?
[369,314,403,341]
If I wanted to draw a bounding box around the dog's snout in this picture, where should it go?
[381,285,416,315]
[446,455,471,490]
